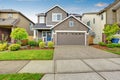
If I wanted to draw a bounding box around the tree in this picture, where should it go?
[103,23,120,43]
[10,28,28,44]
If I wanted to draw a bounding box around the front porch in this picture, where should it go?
[33,29,53,42]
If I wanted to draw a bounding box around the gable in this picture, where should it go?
[53,16,90,32]
[46,6,68,14]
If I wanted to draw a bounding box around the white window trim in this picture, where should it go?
[52,13,62,22]
[69,21,74,27]
[55,30,87,46]
[42,31,52,42]
[8,13,13,18]
[39,16,45,23]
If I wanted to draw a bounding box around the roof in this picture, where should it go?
[0,18,20,26]
[37,5,68,16]
[0,9,35,24]
[69,13,81,17]
[82,12,99,16]
[98,0,120,14]
[33,23,51,30]
[51,15,92,30]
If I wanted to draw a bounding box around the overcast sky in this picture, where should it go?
[0,0,114,23]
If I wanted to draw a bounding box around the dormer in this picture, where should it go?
[37,13,45,23]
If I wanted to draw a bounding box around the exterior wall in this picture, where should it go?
[53,17,88,31]
[106,1,120,24]
[116,8,120,23]
[16,14,33,36]
[46,7,67,25]
[0,12,19,19]
[82,12,106,44]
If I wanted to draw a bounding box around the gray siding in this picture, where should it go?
[53,17,89,31]
[46,7,67,25]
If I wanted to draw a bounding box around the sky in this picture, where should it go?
[0,0,115,23]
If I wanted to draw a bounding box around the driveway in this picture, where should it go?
[54,45,120,60]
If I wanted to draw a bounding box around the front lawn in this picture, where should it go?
[0,50,54,60]
[0,73,43,80]
[107,48,120,55]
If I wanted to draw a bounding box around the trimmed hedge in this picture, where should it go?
[8,44,21,51]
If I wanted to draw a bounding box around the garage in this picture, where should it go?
[56,31,86,45]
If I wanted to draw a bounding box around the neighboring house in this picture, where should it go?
[0,9,34,42]
[82,0,120,44]
[33,5,91,45]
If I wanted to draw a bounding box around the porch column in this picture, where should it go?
[33,29,37,39]
[11,27,14,43]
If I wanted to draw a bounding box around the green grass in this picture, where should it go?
[0,50,54,60]
[0,73,43,80]
[107,48,120,55]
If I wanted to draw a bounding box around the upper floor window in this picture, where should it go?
[69,21,74,27]
[93,18,95,24]
[29,23,33,31]
[87,21,90,27]
[39,16,45,23]
[101,14,104,20]
[52,13,62,22]
[8,13,13,18]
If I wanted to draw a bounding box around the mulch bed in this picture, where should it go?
[20,46,54,50]
[90,44,108,50]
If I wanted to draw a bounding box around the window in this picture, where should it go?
[69,21,74,27]
[29,23,33,31]
[101,14,104,20]
[52,13,62,22]
[87,21,90,27]
[39,16,45,23]
[93,18,95,24]
[8,13,13,18]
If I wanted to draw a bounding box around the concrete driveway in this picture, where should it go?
[54,45,120,60]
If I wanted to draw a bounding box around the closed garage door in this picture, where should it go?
[57,32,86,45]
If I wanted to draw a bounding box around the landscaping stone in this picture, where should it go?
[41,74,54,80]
[55,73,104,80]
[84,59,120,71]
[55,60,93,73]
[0,61,29,74]
[108,58,120,64]
[99,71,120,80]
[19,60,54,73]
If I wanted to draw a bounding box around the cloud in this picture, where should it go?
[95,2,108,7]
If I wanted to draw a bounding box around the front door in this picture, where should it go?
[47,32,51,41]
[42,31,52,42]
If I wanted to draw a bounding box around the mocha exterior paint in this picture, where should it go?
[46,6,68,25]
[0,11,34,36]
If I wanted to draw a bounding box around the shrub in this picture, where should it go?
[115,44,120,48]
[0,43,8,51]
[39,42,45,48]
[21,39,28,46]
[28,40,37,46]
[48,41,54,48]
[36,39,43,46]
[98,42,106,46]
[106,43,116,48]
[8,44,21,51]
[10,28,28,45]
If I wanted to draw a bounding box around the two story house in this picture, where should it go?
[0,9,34,42]
[33,5,91,45]
[82,0,120,44]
